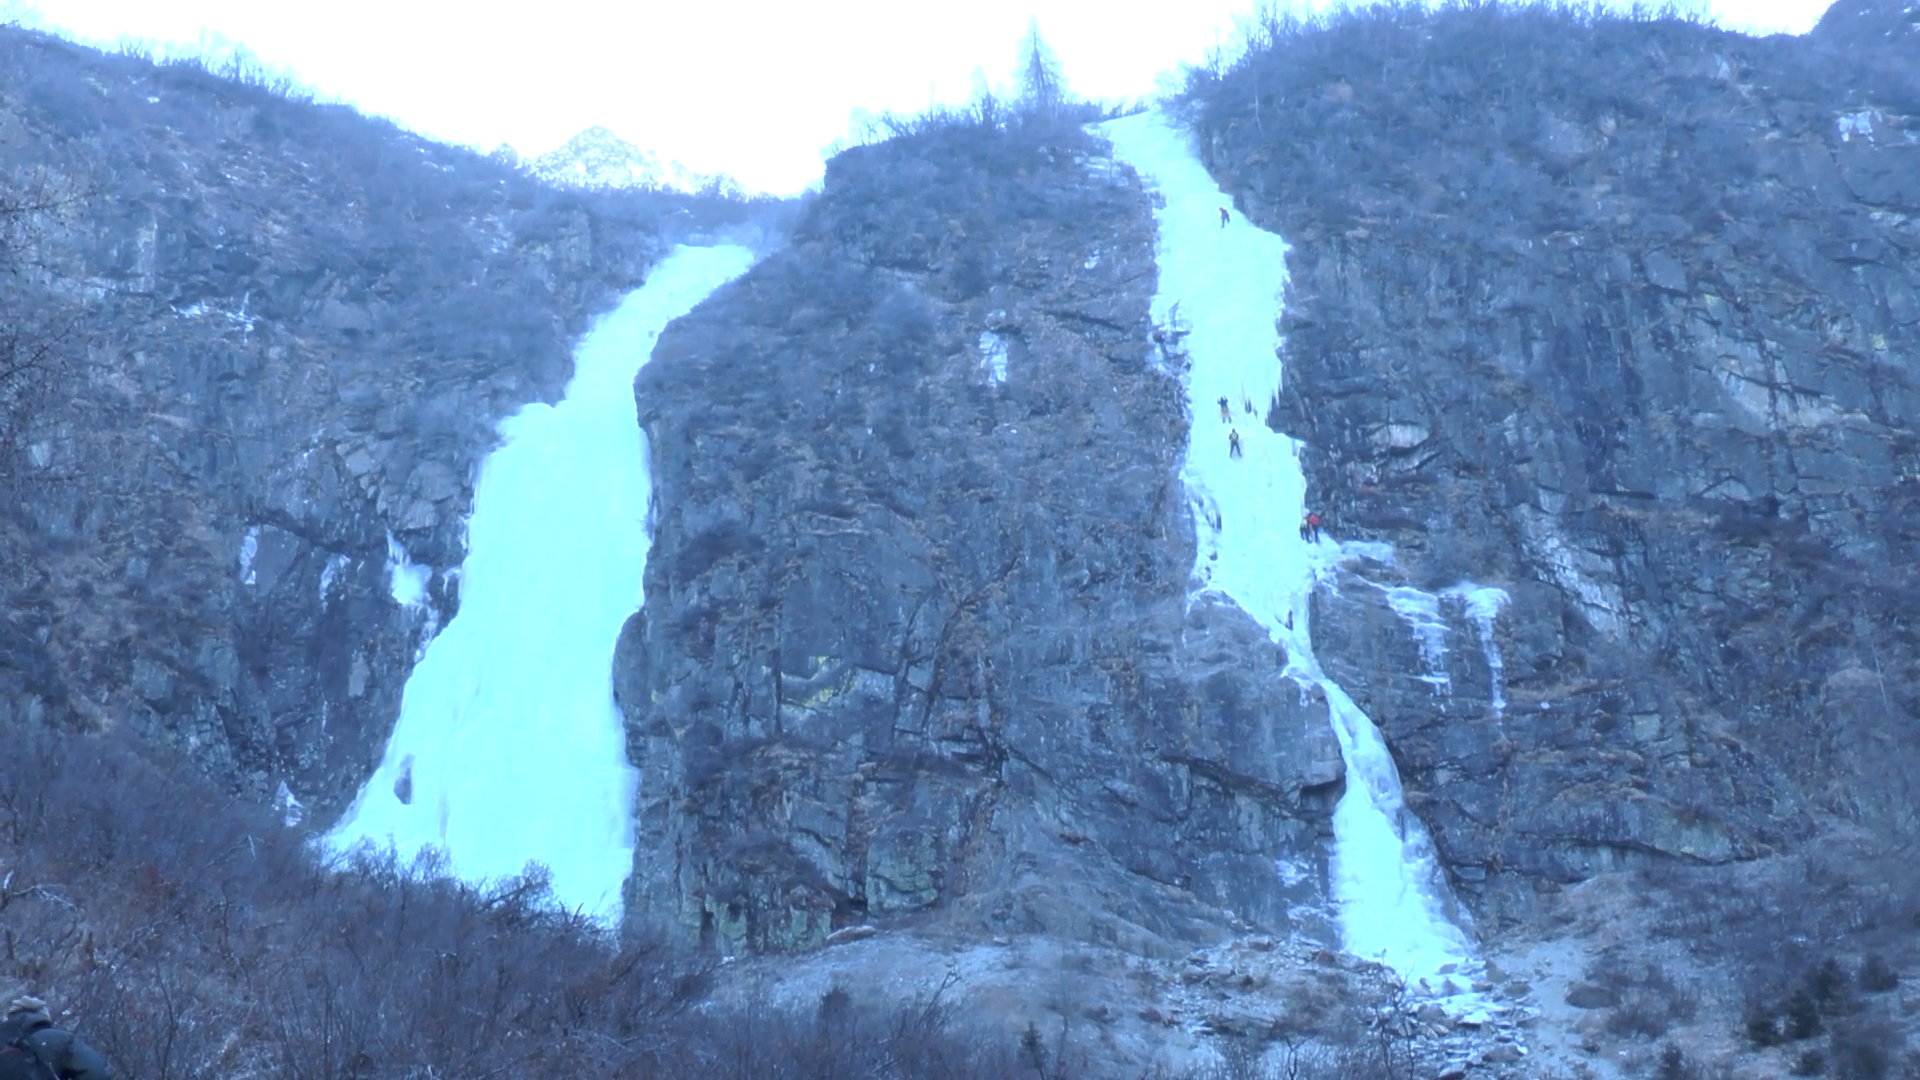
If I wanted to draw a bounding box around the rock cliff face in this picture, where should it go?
[617,121,1348,954]
[0,28,758,813]
[11,0,1918,1020]
[1187,1,1920,925]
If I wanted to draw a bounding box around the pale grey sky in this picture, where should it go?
[19,0,1834,194]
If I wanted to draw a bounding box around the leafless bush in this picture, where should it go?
[1827,1021,1898,1080]
[1859,955,1899,993]
[0,720,1098,1078]
[1585,954,1698,1042]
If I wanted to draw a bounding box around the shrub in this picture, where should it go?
[1656,1043,1698,1080]
[1795,1049,1830,1076]
[1609,991,1676,1040]
[1786,989,1825,1041]
[1828,1023,1895,1080]
[1595,959,1697,1042]
[1858,955,1899,993]
[0,720,1027,1079]
[1812,958,1852,1009]
[1746,1003,1783,1048]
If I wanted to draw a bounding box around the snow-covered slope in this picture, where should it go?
[528,126,739,196]
[1100,111,1474,986]
[324,245,755,921]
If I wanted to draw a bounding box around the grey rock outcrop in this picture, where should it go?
[616,121,1344,954]
[1188,1,1920,923]
[0,27,757,811]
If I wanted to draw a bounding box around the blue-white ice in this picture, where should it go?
[1443,583,1510,719]
[385,531,430,609]
[979,330,1010,384]
[1386,587,1453,692]
[325,245,756,923]
[1101,112,1473,985]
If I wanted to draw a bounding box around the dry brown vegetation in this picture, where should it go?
[2,721,1449,1079]
[0,720,1046,1078]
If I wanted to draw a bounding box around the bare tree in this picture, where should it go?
[1016,18,1068,121]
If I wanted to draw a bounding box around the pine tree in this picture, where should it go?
[1015,19,1067,121]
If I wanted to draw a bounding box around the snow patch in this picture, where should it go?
[239,526,260,587]
[527,125,742,196]
[979,330,1009,384]
[318,553,350,606]
[385,532,430,609]
[1838,110,1877,143]
[274,781,306,828]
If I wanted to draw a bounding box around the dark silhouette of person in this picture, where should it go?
[1218,206,1230,228]
[1228,429,1243,459]
[0,997,113,1080]
[1217,395,1231,422]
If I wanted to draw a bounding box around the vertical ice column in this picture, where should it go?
[324,245,756,923]
[1444,584,1511,720]
[1101,112,1473,983]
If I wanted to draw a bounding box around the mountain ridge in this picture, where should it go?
[524,124,744,196]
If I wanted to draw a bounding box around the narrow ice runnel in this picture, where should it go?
[325,244,756,923]
[1101,113,1474,985]
[1443,583,1511,720]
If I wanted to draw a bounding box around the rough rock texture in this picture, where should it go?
[1188,1,1920,925]
[617,120,1347,955]
[0,28,757,812]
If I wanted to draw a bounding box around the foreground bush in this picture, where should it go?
[0,721,1028,1078]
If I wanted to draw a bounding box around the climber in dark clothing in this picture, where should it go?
[1218,395,1231,422]
[1228,429,1243,459]
[1218,206,1230,228]
[0,997,113,1080]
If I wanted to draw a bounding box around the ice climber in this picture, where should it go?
[0,997,114,1080]
[1218,395,1231,422]
[1218,206,1230,228]
[1299,512,1323,542]
[1228,429,1243,459]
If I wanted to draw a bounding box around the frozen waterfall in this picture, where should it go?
[1100,113,1474,984]
[324,244,756,923]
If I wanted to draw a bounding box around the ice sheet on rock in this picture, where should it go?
[1386,587,1452,692]
[325,245,756,924]
[1443,583,1510,719]
[240,526,260,587]
[275,781,306,828]
[319,553,350,606]
[385,531,430,609]
[979,330,1009,384]
[1100,111,1473,986]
